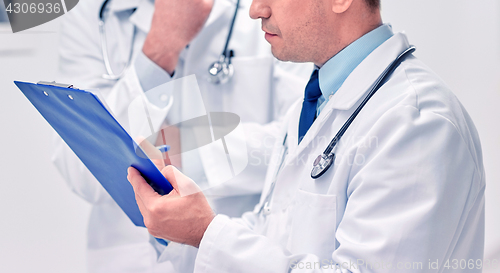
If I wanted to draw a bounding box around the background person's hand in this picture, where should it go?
[127,165,215,247]
[143,0,215,75]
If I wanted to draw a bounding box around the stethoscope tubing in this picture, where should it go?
[311,45,416,179]
[207,0,240,84]
[99,0,135,80]
[324,46,415,156]
[221,0,240,59]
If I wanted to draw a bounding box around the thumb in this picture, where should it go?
[161,166,202,197]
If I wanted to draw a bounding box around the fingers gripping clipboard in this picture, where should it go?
[14,81,173,227]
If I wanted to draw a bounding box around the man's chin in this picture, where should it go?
[270,47,289,62]
[271,48,309,63]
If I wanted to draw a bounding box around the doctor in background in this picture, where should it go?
[53,0,312,272]
[128,0,486,272]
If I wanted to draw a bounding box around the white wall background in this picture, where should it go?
[381,1,500,271]
[0,19,89,273]
[0,0,498,272]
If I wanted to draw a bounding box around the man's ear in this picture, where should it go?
[331,0,354,14]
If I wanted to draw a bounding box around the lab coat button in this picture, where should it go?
[263,202,271,215]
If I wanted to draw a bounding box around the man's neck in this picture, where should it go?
[315,18,382,68]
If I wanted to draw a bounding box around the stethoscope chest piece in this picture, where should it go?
[207,0,240,85]
[311,153,335,179]
[208,56,234,84]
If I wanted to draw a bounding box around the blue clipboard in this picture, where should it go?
[14,81,173,227]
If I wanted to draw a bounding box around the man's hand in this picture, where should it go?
[143,0,215,75]
[127,165,215,248]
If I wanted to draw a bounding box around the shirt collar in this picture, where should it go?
[318,24,394,105]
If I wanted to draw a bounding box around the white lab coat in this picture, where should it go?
[193,32,485,272]
[52,0,312,272]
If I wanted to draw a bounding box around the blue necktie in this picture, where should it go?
[298,70,321,144]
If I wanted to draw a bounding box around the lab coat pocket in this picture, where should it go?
[224,56,274,123]
[287,189,337,260]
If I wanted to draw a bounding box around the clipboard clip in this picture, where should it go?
[37,81,78,89]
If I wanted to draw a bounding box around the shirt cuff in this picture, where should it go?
[148,234,168,259]
[195,214,232,271]
[134,50,173,92]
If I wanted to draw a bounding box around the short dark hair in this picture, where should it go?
[365,0,380,10]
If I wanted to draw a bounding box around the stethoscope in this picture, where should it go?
[98,0,240,83]
[98,0,134,80]
[207,0,240,84]
[258,45,416,215]
[310,45,416,179]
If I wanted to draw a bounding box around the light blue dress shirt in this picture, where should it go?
[316,24,394,115]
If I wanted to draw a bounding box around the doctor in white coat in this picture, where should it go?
[52,0,311,272]
[128,0,486,272]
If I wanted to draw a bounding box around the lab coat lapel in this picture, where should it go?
[109,0,143,12]
[285,100,302,157]
[204,0,236,29]
[128,0,154,34]
[288,33,411,162]
[254,105,298,211]
[329,33,411,110]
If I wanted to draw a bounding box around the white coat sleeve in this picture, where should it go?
[53,2,119,204]
[194,105,484,273]
[52,4,174,204]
